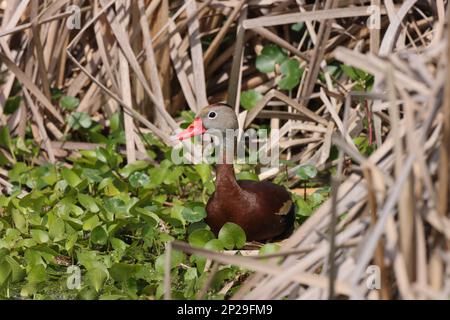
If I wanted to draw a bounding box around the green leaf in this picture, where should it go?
[204,239,224,251]
[240,90,263,110]
[12,209,27,234]
[68,112,92,130]
[61,168,82,187]
[0,261,11,286]
[218,222,246,249]
[60,96,80,110]
[119,160,149,178]
[256,44,287,73]
[86,268,108,292]
[297,165,318,180]
[109,263,136,282]
[77,287,99,300]
[309,192,325,206]
[110,238,128,253]
[78,194,100,213]
[48,215,65,241]
[291,22,304,32]
[50,88,63,101]
[27,264,47,283]
[5,256,25,282]
[236,171,259,181]
[83,215,100,231]
[65,233,78,252]
[277,59,303,90]
[188,229,215,247]
[0,126,13,155]
[4,96,21,115]
[109,112,122,133]
[296,197,313,217]
[194,164,211,184]
[182,206,207,223]
[259,243,280,256]
[129,171,150,188]
[91,226,108,245]
[155,251,185,275]
[30,230,49,244]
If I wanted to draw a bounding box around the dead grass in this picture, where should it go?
[0,0,449,300]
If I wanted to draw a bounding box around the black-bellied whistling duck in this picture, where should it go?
[176,102,295,242]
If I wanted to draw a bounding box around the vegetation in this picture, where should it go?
[0,1,448,300]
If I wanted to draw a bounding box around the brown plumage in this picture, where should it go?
[176,103,295,242]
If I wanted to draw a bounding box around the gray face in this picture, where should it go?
[198,103,239,132]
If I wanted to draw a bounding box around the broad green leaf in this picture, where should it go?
[277,59,303,90]
[182,206,207,223]
[296,197,313,217]
[50,88,63,101]
[27,264,47,283]
[309,192,325,206]
[109,263,137,282]
[0,126,13,155]
[204,239,224,251]
[297,165,318,180]
[60,96,80,110]
[77,287,98,300]
[91,226,108,245]
[8,162,29,182]
[341,65,372,83]
[129,171,150,188]
[95,147,109,163]
[4,96,21,115]
[48,215,65,242]
[5,256,25,282]
[291,22,304,32]
[86,268,108,292]
[188,229,215,247]
[218,222,246,250]
[256,44,287,73]
[134,207,159,228]
[20,283,37,298]
[0,261,11,286]
[68,112,92,130]
[61,168,82,187]
[110,238,128,253]
[119,160,150,178]
[194,164,211,184]
[110,112,122,133]
[30,230,49,244]
[65,233,78,252]
[155,251,185,275]
[78,193,100,213]
[12,209,27,234]
[236,171,259,181]
[240,90,263,110]
[259,243,280,256]
[83,215,100,231]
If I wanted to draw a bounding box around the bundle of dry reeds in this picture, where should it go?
[0,0,449,299]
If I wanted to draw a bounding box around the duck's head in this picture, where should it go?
[176,102,238,140]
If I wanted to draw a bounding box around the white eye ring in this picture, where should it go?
[208,111,217,119]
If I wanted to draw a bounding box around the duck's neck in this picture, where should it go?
[214,135,239,194]
[215,162,238,192]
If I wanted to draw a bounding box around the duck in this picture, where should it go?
[175,102,295,242]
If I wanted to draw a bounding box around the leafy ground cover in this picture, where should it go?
[0,114,329,299]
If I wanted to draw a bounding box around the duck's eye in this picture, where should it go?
[208,111,217,119]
